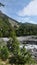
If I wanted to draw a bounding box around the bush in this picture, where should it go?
[0,46,9,60]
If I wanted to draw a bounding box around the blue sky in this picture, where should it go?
[0,0,37,24]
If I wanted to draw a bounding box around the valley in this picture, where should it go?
[0,11,37,65]
[0,0,37,64]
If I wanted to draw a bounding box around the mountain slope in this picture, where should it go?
[0,11,19,27]
[0,11,16,37]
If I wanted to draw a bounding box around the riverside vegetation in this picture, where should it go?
[0,32,34,65]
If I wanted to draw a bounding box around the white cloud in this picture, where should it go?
[18,0,37,16]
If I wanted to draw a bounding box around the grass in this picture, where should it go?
[0,59,11,65]
[0,59,37,65]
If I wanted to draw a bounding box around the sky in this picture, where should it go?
[0,0,37,24]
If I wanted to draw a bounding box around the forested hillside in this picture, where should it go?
[16,23,37,36]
